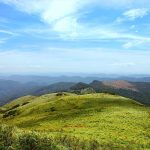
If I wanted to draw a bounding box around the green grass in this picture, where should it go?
[0,93,150,149]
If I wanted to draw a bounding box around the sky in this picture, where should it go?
[0,0,150,75]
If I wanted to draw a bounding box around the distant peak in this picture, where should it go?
[103,80,138,91]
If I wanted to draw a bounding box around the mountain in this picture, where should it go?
[0,75,109,85]
[1,75,150,85]
[0,79,41,106]
[1,76,150,106]
[0,93,149,149]
[102,80,138,91]
[33,82,75,95]
[0,80,76,106]
[70,82,90,91]
[71,80,150,105]
[0,79,23,106]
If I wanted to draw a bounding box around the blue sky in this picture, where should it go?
[0,0,150,74]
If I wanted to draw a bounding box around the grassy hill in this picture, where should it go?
[71,80,150,105]
[0,93,150,149]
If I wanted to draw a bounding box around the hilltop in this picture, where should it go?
[71,80,150,105]
[0,93,150,149]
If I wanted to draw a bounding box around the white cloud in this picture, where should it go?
[123,8,149,20]
[123,41,136,49]
[111,62,136,67]
[116,8,150,23]
[0,0,84,23]
[0,30,17,45]
[1,0,150,74]
[0,29,18,41]
[0,0,89,37]
[0,29,15,35]
[130,25,135,29]
[123,40,144,49]
[0,48,150,74]
[1,0,150,48]
[53,16,79,38]
[116,8,149,23]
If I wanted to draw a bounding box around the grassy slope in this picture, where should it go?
[0,93,150,148]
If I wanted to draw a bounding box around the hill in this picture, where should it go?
[0,80,75,106]
[2,75,150,84]
[33,82,75,95]
[102,80,138,91]
[0,79,42,106]
[0,93,150,149]
[1,79,150,106]
[71,80,150,105]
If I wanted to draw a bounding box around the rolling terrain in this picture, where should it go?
[0,80,76,106]
[0,79,42,106]
[0,93,150,149]
[71,80,150,105]
[1,78,150,106]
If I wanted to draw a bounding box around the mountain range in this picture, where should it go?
[0,75,150,106]
[71,80,150,105]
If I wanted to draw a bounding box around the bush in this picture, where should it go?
[0,125,14,148]
[81,88,96,95]
[50,107,56,112]
[56,92,67,96]
[3,109,19,118]
[18,133,60,150]
[0,125,100,150]
[22,102,30,106]
[89,140,99,150]
[0,108,7,113]
[9,104,20,110]
[19,133,39,150]
[57,135,99,150]
[0,144,7,150]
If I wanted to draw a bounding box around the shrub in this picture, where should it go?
[7,146,16,150]
[18,133,39,150]
[0,144,7,150]
[38,137,60,150]
[0,125,102,150]
[56,92,67,96]
[9,104,20,110]
[81,88,96,95]
[57,135,99,150]
[22,102,30,106]
[0,108,7,113]
[90,140,99,150]
[18,133,60,150]
[0,125,14,148]
[3,109,19,118]
[50,107,56,112]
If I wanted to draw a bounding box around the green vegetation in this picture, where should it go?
[0,93,150,149]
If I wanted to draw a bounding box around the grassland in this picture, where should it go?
[0,93,150,149]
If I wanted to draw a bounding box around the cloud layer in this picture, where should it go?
[0,0,150,47]
[0,48,150,74]
[0,0,150,74]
